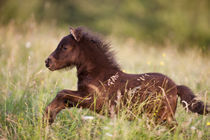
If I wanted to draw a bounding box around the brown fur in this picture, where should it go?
[44,27,209,126]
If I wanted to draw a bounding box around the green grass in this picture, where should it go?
[0,22,209,140]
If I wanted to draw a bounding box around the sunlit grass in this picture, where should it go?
[0,22,209,140]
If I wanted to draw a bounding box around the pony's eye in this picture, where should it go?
[62,46,67,50]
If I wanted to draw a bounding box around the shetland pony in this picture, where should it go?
[44,27,209,126]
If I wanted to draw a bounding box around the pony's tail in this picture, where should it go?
[177,85,209,115]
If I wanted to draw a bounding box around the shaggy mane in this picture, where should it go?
[77,27,121,70]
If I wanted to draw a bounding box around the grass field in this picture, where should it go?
[0,22,209,140]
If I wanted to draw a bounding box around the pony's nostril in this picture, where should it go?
[45,58,51,67]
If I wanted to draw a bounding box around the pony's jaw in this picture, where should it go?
[47,62,75,71]
[48,66,56,71]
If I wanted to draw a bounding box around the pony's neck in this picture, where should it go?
[76,57,120,80]
[76,42,120,78]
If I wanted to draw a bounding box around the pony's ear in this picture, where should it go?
[70,27,82,42]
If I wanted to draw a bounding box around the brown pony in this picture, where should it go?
[44,27,209,126]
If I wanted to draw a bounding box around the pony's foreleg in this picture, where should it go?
[43,90,91,125]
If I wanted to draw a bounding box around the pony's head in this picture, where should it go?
[45,26,120,72]
[45,27,82,71]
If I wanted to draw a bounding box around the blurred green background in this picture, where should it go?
[0,0,209,51]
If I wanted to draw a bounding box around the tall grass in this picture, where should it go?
[0,22,209,140]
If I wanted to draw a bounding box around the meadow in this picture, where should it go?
[0,22,209,140]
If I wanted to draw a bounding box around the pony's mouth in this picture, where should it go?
[46,63,57,71]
